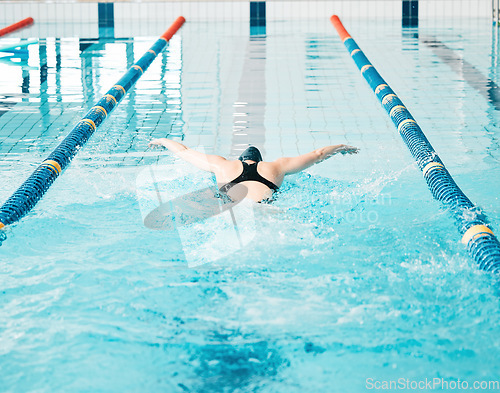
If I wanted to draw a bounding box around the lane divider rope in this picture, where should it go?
[0,16,186,232]
[330,14,500,273]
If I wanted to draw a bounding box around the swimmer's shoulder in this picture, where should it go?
[259,159,288,172]
[256,160,285,186]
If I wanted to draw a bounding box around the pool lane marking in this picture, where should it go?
[421,35,500,111]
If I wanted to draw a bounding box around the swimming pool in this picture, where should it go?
[1,15,500,392]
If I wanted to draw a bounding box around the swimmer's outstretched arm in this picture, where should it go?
[148,138,226,172]
[275,144,359,175]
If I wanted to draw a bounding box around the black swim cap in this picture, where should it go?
[238,146,263,162]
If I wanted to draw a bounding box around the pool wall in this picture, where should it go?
[0,1,492,39]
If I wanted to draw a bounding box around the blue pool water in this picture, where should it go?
[1,18,500,392]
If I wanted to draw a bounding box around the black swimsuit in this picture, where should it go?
[219,162,279,196]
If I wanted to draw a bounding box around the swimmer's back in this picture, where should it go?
[214,160,284,203]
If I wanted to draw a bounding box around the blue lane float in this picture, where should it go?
[331,15,500,273]
[0,16,185,231]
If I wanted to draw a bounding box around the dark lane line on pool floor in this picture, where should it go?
[421,35,500,111]
[0,100,15,118]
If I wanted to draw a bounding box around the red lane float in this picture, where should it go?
[161,16,186,41]
[0,17,34,37]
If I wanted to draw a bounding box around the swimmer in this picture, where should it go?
[148,138,359,203]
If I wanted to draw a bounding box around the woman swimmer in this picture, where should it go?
[148,138,359,203]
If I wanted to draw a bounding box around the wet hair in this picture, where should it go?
[238,146,263,163]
